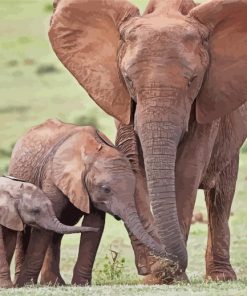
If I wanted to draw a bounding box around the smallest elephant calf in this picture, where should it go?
[0,176,97,288]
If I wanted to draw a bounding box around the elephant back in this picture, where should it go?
[8,119,82,185]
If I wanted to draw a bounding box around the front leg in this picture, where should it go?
[40,203,82,285]
[72,209,105,286]
[14,227,31,284]
[205,156,239,281]
[15,228,52,287]
[0,227,16,288]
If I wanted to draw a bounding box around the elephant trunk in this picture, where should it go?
[136,94,188,271]
[42,216,98,234]
[37,204,97,234]
[120,206,167,258]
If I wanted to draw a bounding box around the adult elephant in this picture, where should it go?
[49,0,247,281]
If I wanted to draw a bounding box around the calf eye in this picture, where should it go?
[101,185,111,194]
[32,208,40,214]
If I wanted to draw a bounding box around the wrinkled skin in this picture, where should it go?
[0,177,96,288]
[49,0,247,282]
[9,119,166,287]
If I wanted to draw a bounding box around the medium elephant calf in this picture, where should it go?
[8,119,166,287]
[0,176,97,288]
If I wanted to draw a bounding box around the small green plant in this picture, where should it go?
[94,248,126,284]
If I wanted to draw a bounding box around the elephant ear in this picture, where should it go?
[189,0,247,123]
[49,0,139,124]
[0,192,24,231]
[52,130,99,213]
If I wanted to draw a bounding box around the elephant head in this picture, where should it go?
[49,0,247,271]
[0,177,97,234]
[51,125,167,258]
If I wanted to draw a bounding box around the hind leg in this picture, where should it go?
[205,156,239,281]
[40,233,65,285]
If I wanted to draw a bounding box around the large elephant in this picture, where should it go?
[0,176,96,288]
[9,119,166,287]
[49,0,247,281]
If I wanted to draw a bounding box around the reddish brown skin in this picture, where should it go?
[48,0,247,283]
[9,119,166,287]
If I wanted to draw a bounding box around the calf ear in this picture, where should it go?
[52,130,100,214]
[189,0,247,123]
[0,192,23,231]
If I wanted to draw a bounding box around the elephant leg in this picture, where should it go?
[205,156,239,281]
[72,210,105,286]
[115,121,158,276]
[15,228,52,287]
[40,233,65,286]
[14,227,31,284]
[0,227,14,288]
[2,227,17,265]
[40,204,82,286]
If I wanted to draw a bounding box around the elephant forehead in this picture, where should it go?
[123,15,197,41]
[94,156,131,172]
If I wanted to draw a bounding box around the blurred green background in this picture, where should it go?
[0,0,247,295]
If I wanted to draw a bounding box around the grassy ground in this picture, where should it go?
[0,0,247,295]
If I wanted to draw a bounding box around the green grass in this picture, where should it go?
[0,0,247,295]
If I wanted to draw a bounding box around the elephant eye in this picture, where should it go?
[101,185,111,194]
[188,75,197,87]
[125,74,133,87]
[32,207,40,214]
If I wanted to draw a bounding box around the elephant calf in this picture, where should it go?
[0,176,97,288]
[9,119,166,287]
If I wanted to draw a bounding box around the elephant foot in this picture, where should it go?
[206,269,237,282]
[142,254,189,285]
[71,277,91,286]
[0,279,13,289]
[205,259,237,282]
[40,271,66,286]
[138,266,150,276]
[71,269,92,286]
[143,271,189,285]
[135,251,151,276]
[14,275,38,288]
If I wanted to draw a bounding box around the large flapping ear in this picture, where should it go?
[0,192,23,231]
[189,0,247,123]
[49,0,139,124]
[52,130,99,213]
